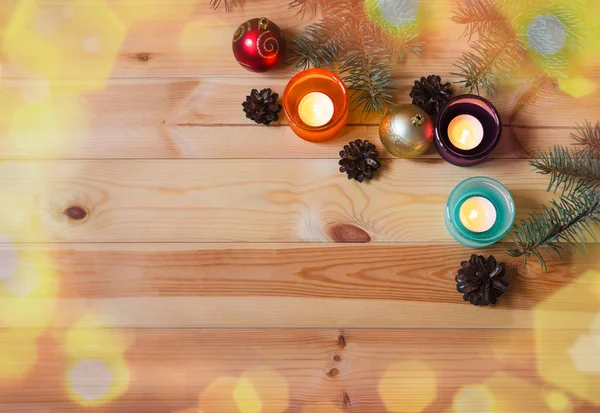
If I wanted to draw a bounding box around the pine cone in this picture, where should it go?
[242,88,282,125]
[339,139,381,183]
[409,75,453,119]
[456,254,508,306]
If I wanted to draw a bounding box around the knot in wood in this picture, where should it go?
[64,205,87,221]
[326,367,339,378]
[333,354,342,362]
[136,53,152,62]
[328,224,371,243]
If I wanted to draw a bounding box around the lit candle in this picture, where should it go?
[459,196,497,233]
[448,114,484,150]
[297,92,334,127]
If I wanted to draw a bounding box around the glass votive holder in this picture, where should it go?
[446,177,516,248]
[283,68,349,143]
[435,94,502,167]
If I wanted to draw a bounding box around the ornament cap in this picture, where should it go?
[259,17,270,31]
[411,113,426,126]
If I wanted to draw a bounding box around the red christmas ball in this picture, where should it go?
[232,17,286,73]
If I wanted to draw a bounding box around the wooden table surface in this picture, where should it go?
[1,0,600,412]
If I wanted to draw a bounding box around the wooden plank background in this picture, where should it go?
[0,0,600,412]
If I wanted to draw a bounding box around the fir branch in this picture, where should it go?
[451,34,525,95]
[507,192,600,271]
[452,0,510,41]
[289,14,351,69]
[531,146,600,194]
[209,0,242,11]
[290,0,423,115]
[508,75,550,124]
[289,0,335,18]
[572,121,600,158]
[341,46,395,115]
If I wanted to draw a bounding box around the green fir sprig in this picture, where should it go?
[508,120,600,270]
[289,0,422,114]
[507,192,600,271]
[532,146,600,194]
[572,121,600,158]
[451,0,582,96]
[209,0,243,11]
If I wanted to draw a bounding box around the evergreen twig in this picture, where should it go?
[290,13,350,69]
[508,120,600,270]
[451,34,525,95]
[341,32,395,114]
[572,121,600,158]
[289,0,335,18]
[289,0,422,114]
[532,146,600,194]
[507,191,600,271]
[451,0,510,41]
[209,0,243,11]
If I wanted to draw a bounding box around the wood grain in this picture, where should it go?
[9,243,595,304]
[1,0,600,411]
[0,77,596,161]
[0,159,560,243]
[0,243,597,329]
[2,0,599,81]
[0,328,590,412]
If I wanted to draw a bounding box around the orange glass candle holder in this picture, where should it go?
[283,68,349,142]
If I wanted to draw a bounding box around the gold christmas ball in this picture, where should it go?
[379,104,434,159]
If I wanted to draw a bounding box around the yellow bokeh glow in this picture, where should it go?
[545,390,572,413]
[233,376,262,413]
[3,0,126,92]
[198,376,240,413]
[453,385,494,413]
[238,369,289,413]
[0,330,38,384]
[378,360,437,413]
[63,313,132,407]
[452,373,573,412]
[535,270,600,405]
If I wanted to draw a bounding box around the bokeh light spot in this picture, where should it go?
[535,271,600,405]
[453,385,494,413]
[545,390,572,413]
[527,15,566,56]
[233,376,262,413]
[378,360,437,412]
[559,76,597,98]
[0,331,38,383]
[0,235,18,281]
[568,332,600,373]
[69,359,113,402]
[378,0,418,25]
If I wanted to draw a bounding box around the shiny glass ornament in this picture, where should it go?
[379,104,434,159]
[232,17,286,73]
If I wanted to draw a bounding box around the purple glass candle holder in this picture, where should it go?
[434,95,502,167]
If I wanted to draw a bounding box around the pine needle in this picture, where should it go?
[341,37,395,114]
[451,34,525,95]
[289,15,350,69]
[289,0,334,18]
[507,191,600,271]
[572,121,600,158]
[451,0,510,41]
[209,0,242,11]
[531,146,600,194]
[289,0,422,115]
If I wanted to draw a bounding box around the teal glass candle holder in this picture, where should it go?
[445,177,516,248]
